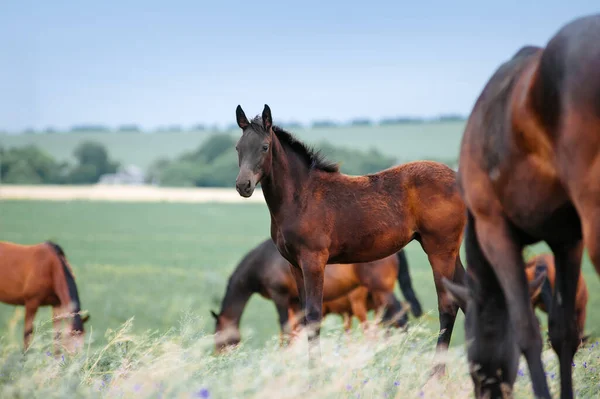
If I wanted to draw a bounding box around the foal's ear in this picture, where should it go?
[262,104,272,132]
[528,270,547,299]
[442,277,469,310]
[210,310,219,320]
[236,105,250,130]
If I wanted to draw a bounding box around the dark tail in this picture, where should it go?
[534,256,553,315]
[396,249,423,318]
[46,241,85,332]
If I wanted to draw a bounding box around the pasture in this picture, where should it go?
[0,122,464,170]
[1,198,600,397]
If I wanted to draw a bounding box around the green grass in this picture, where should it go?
[0,122,464,170]
[1,200,600,398]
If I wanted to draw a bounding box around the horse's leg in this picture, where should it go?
[397,250,423,318]
[349,296,368,332]
[547,240,583,399]
[473,215,550,398]
[23,300,40,351]
[419,244,461,375]
[375,291,407,329]
[342,313,353,332]
[52,306,63,355]
[299,253,327,366]
[289,264,307,327]
[271,294,292,347]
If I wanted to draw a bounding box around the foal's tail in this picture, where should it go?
[46,241,86,332]
[396,250,423,318]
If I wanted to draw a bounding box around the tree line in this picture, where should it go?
[8,114,465,136]
[0,134,404,187]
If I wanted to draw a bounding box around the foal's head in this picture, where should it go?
[443,272,546,397]
[211,310,241,353]
[62,312,91,354]
[234,104,274,197]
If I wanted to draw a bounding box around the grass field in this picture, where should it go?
[0,122,465,170]
[1,199,600,398]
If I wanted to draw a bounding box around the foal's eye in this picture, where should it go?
[235,146,239,152]
[262,144,269,152]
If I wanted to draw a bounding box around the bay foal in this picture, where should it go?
[234,104,466,372]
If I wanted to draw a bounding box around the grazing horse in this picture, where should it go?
[525,253,588,341]
[212,238,421,351]
[0,241,90,353]
[322,286,380,332]
[442,14,600,399]
[234,104,466,372]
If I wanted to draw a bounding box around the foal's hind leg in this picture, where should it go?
[473,214,550,398]
[547,240,583,399]
[23,300,40,351]
[422,250,461,375]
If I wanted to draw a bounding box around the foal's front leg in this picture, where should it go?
[299,252,328,366]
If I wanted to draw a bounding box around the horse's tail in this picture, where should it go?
[396,249,423,318]
[533,255,553,315]
[46,241,85,332]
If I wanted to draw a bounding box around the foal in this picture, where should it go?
[0,240,90,352]
[234,104,466,371]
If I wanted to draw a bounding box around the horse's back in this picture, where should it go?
[0,241,57,305]
[536,14,600,131]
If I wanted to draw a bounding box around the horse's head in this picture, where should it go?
[211,310,241,353]
[442,272,546,398]
[234,104,273,197]
[63,312,91,354]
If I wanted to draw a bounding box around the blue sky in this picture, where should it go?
[1,1,598,131]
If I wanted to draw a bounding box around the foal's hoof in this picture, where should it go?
[430,363,446,378]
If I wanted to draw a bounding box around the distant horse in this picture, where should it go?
[212,238,422,351]
[0,241,90,353]
[322,286,380,332]
[525,254,588,342]
[442,14,600,399]
[234,104,466,372]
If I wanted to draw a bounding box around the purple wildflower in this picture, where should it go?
[194,388,210,398]
[551,373,555,379]
[46,351,51,357]
[584,362,587,369]
[419,391,425,398]
[133,384,142,392]
[394,381,400,387]
[518,369,525,377]
[363,378,369,385]
[572,362,576,367]
[346,384,352,391]
[61,355,65,362]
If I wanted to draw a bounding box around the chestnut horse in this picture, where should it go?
[322,286,380,332]
[0,241,90,352]
[525,253,588,341]
[234,104,466,372]
[212,238,422,351]
[442,14,600,399]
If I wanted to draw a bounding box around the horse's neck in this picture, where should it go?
[220,280,254,325]
[261,138,310,222]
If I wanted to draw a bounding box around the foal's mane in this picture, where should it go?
[250,116,339,173]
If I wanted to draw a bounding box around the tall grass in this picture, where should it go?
[1,312,599,399]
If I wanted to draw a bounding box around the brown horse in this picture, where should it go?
[0,240,90,353]
[234,104,466,371]
[442,14,600,399]
[525,254,588,341]
[322,286,380,332]
[212,238,421,351]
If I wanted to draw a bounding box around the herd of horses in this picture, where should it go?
[0,13,598,399]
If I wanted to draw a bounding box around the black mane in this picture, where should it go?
[250,116,339,173]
